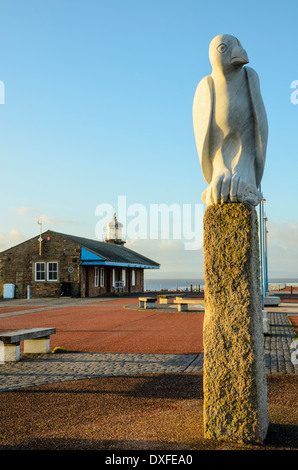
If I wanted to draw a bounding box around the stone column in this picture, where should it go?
[203,203,269,444]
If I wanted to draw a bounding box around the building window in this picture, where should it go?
[112,268,115,288]
[100,268,104,287]
[95,267,99,287]
[122,269,126,287]
[47,262,58,281]
[132,269,135,286]
[35,262,45,281]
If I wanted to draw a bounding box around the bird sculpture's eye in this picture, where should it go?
[217,43,228,54]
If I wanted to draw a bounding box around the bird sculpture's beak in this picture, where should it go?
[230,46,249,66]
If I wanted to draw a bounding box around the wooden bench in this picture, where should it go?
[139,297,157,309]
[173,299,205,312]
[0,327,56,362]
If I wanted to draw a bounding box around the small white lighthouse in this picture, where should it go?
[104,211,126,245]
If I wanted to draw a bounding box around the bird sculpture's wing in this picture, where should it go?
[245,66,268,188]
[192,75,214,184]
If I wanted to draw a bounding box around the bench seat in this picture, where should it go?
[173,299,205,312]
[139,297,157,309]
[157,294,176,304]
[0,327,56,362]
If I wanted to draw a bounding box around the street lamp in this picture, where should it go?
[263,213,269,294]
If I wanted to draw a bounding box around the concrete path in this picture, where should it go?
[0,307,297,392]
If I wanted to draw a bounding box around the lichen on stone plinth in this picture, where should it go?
[203,203,269,444]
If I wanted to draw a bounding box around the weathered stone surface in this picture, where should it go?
[203,203,268,443]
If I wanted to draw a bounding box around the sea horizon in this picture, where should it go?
[144,277,298,291]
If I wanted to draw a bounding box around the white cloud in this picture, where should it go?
[15,207,33,216]
[13,207,80,228]
[37,214,79,226]
[0,230,25,252]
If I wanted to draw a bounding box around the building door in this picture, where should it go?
[61,282,71,297]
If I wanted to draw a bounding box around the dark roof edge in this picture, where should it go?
[0,230,160,268]
[56,231,160,267]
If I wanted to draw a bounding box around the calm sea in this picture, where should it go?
[144,278,205,292]
[144,278,298,292]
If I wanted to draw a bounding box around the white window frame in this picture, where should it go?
[132,269,135,286]
[100,267,104,287]
[47,262,58,281]
[95,267,99,287]
[35,262,46,281]
[122,269,126,287]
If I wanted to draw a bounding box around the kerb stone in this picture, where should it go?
[203,203,269,444]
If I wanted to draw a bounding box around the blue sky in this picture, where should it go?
[0,0,298,279]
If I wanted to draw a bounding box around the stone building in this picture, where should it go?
[0,219,160,299]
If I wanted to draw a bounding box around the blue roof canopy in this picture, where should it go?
[78,243,159,269]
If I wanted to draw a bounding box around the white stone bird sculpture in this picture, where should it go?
[193,34,268,206]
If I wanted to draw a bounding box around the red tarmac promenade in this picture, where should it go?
[0,297,204,355]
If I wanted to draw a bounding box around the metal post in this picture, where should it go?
[258,186,265,309]
[262,209,266,296]
[264,215,269,294]
[37,220,43,256]
[261,199,266,304]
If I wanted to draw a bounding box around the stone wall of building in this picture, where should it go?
[0,230,81,299]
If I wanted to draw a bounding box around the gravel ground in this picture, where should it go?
[0,373,297,451]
